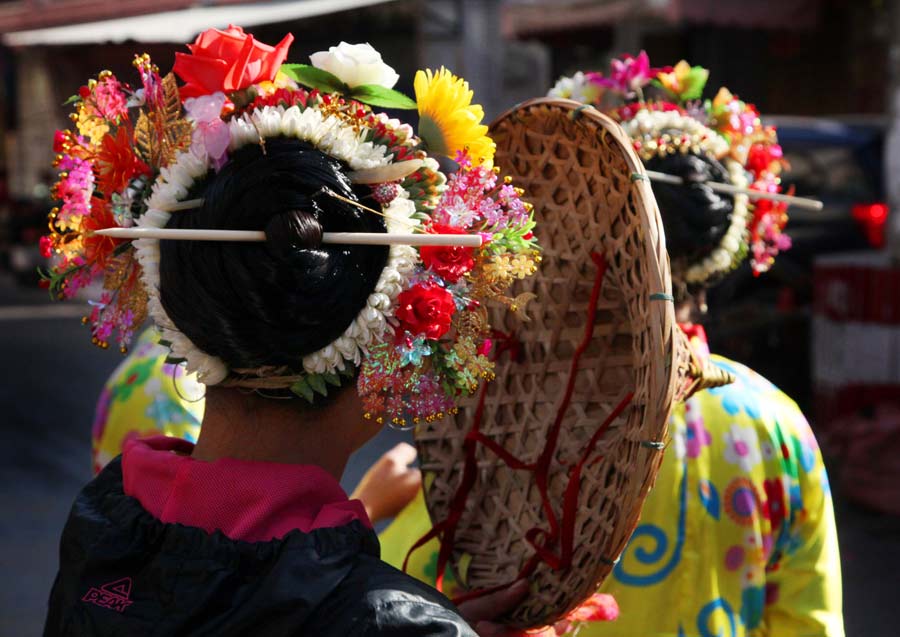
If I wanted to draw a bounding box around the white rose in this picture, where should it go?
[310,42,399,89]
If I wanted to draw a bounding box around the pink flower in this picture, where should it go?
[685,407,712,459]
[184,92,231,168]
[93,75,129,120]
[594,51,671,97]
[567,593,619,622]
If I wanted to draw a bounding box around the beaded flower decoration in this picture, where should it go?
[42,27,539,426]
[550,54,790,288]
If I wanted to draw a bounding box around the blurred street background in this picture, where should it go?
[2,0,900,635]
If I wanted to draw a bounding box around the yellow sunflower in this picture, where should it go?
[414,67,495,167]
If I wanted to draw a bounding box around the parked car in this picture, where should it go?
[706,116,887,413]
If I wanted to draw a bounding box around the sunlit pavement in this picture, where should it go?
[0,273,895,636]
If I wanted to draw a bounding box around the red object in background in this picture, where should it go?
[813,254,900,515]
[832,400,900,516]
[777,286,796,312]
[851,202,889,248]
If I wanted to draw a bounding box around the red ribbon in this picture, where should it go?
[406,252,635,605]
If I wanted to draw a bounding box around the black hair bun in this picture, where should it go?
[645,152,734,268]
[264,209,324,262]
[159,137,389,370]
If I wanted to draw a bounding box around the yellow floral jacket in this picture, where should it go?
[94,332,843,637]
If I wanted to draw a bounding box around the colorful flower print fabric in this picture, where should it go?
[378,356,844,637]
[91,329,204,474]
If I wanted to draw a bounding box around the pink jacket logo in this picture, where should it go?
[81,577,133,613]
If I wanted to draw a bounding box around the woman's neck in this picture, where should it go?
[191,387,369,481]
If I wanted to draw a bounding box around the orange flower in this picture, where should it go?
[81,198,124,268]
[94,126,150,196]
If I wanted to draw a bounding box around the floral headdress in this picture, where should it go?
[42,26,539,426]
[549,53,790,288]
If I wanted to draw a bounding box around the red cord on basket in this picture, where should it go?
[405,252,634,605]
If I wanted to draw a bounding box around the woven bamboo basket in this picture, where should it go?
[413,98,688,628]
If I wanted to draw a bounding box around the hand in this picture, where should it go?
[457,579,531,637]
[350,442,422,523]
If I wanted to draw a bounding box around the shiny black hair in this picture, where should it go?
[159,137,388,371]
[644,151,735,296]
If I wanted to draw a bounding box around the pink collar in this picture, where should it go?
[122,436,371,543]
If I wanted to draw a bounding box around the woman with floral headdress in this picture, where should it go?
[42,26,542,637]
[375,55,844,637]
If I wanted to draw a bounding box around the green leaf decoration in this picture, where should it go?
[417,114,448,157]
[680,66,709,101]
[280,64,348,94]
[349,84,417,110]
[652,64,709,102]
[323,372,342,387]
[307,373,328,397]
[338,365,356,378]
[63,94,81,106]
[290,377,315,402]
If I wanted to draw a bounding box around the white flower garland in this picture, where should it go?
[620,108,730,160]
[134,105,419,384]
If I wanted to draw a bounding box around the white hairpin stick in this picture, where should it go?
[644,170,823,211]
[93,227,483,247]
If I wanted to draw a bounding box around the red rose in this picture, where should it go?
[420,224,475,283]
[173,25,293,99]
[395,283,455,340]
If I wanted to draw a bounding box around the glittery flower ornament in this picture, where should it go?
[563,53,794,290]
[748,180,792,276]
[357,151,538,425]
[594,51,671,98]
[41,59,193,350]
[43,30,542,429]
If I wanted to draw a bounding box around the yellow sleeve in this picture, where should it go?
[758,404,844,637]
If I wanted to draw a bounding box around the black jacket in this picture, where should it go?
[45,458,476,636]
